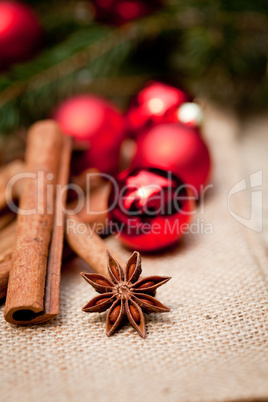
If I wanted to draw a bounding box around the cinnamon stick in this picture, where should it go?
[65,213,125,276]
[0,221,16,300]
[74,182,109,228]
[40,134,72,321]
[4,120,70,325]
[0,261,10,299]
[0,190,109,301]
[0,221,16,264]
[0,159,25,210]
[70,167,105,194]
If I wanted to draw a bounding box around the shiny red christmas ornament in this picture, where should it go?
[54,94,126,175]
[126,81,191,137]
[0,1,42,69]
[131,123,211,196]
[92,0,162,25]
[108,167,194,252]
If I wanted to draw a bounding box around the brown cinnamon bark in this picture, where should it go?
[0,189,110,301]
[0,221,16,264]
[0,160,25,211]
[40,134,72,321]
[65,213,125,276]
[0,222,16,300]
[70,168,105,193]
[0,261,10,299]
[74,183,110,228]
[4,121,71,325]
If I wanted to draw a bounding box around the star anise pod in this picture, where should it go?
[81,251,171,338]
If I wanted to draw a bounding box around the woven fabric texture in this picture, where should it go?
[0,106,268,402]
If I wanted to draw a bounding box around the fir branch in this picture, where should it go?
[1,0,268,135]
[0,12,178,133]
[0,14,175,108]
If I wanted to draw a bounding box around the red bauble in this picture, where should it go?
[54,95,126,175]
[126,81,191,137]
[0,1,42,69]
[108,167,194,252]
[92,0,162,25]
[131,123,211,196]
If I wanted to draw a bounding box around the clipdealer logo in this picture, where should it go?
[227,170,263,232]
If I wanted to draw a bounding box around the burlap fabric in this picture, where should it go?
[0,106,267,402]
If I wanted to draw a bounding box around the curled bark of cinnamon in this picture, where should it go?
[74,182,110,228]
[0,221,16,264]
[70,167,105,193]
[0,191,111,301]
[0,159,25,211]
[65,213,125,276]
[0,261,10,300]
[4,121,71,325]
[0,221,15,301]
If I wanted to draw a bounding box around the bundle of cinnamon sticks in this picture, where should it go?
[0,120,119,325]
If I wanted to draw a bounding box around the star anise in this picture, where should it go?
[81,251,171,338]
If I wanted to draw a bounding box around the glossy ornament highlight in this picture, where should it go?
[108,167,194,252]
[0,1,42,69]
[131,123,211,195]
[126,81,191,137]
[54,94,126,175]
